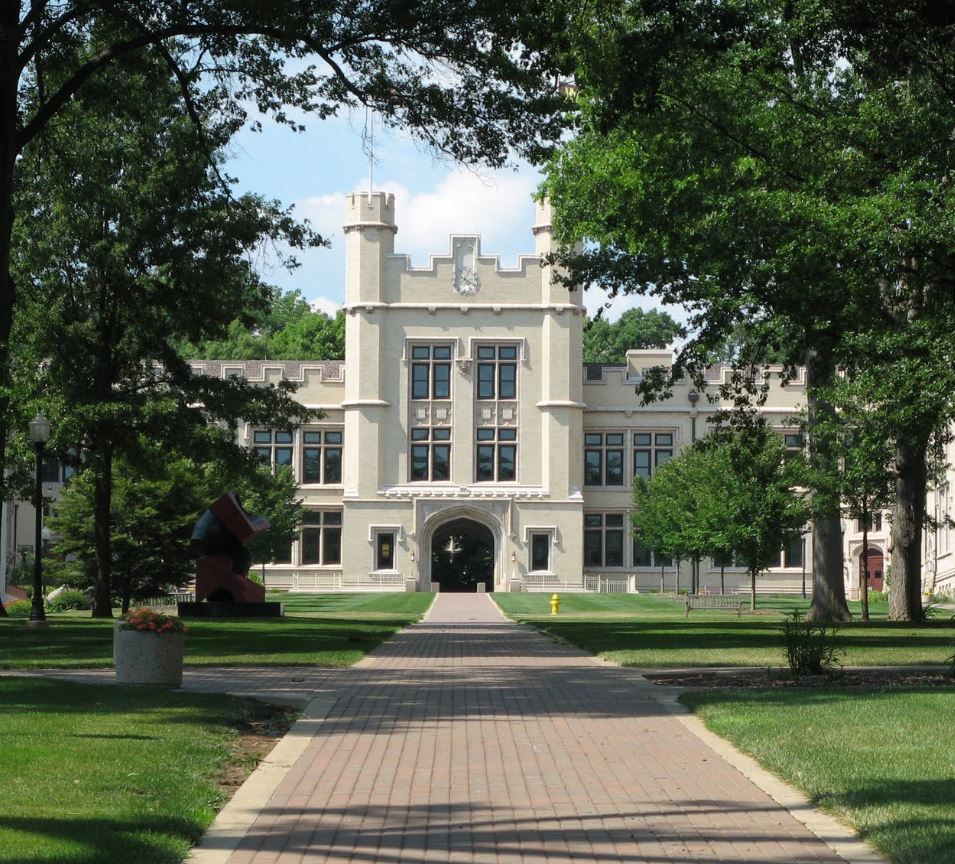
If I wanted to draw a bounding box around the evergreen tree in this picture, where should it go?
[13,49,310,617]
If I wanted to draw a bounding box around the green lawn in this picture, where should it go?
[0,676,286,863]
[493,592,955,667]
[0,593,433,669]
[682,687,955,864]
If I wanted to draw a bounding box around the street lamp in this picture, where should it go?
[27,411,50,628]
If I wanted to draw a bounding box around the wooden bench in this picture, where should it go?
[684,594,743,617]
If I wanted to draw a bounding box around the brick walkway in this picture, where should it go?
[218,594,847,863]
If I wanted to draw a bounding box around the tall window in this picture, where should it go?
[300,511,342,565]
[633,432,674,479]
[632,535,672,568]
[375,532,395,570]
[584,433,625,486]
[783,433,804,461]
[529,533,551,572]
[476,427,517,482]
[857,512,882,532]
[584,513,625,567]
[476,344,518,400]
[301,429,343,484]
[410,427,451,482]
[253,429,293,471]
[411,344,452,399]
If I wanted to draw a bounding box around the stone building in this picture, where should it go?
[3,192,951,600]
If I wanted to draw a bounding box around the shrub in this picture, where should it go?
[782,610,843,675]
[5,600,33,617]
[45,589,91,613]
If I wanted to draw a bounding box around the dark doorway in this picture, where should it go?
[430,519,495,592]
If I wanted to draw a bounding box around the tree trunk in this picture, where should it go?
[720,563,725,594]
[121,577,131,615]
[860,510,870,622]
[890,437,927,622]
[805,340,851,621]
[0,18,19,508]
[750,567,757,611]
[659,565,664,594]
[91,452,114,617]
[675,558,681,593]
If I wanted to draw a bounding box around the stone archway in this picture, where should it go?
[430,518,495,593]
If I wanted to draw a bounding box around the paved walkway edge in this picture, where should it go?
[187,605,436,864]
[186,689,340,864]
[648,687,889,864]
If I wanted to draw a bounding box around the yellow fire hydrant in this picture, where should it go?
[550,593,560,615]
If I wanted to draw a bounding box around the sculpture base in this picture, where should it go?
[178,601,283,618]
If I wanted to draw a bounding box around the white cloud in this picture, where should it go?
[583,285,689,324]
[374,167,540,266]
[310,295,341,316]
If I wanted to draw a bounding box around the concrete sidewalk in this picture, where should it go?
[189,594,880,864]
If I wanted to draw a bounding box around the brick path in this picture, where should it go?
[219,594,847,863]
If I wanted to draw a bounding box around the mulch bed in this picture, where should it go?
[218,701,298,795]
[645,668,955,689]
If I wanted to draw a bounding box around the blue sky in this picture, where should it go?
[227,107,681,323]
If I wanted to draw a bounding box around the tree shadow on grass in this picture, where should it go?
[0,814,203,864]
[818,779,955,863]
[530,617,955,665]
[0,616,419,669]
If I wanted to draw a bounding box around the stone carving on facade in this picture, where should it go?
[452,237,480,295]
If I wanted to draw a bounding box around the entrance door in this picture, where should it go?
[430,518,495,592]
[860,548,884,591]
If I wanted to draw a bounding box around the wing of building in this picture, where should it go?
[4,193,951,602]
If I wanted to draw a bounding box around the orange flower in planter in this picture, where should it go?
[119,607,188,634]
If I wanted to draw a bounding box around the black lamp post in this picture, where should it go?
[27,411,50,627]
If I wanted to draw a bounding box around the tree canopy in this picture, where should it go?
[544,0,955,620]
[582,307,683,364]
[12,47,311,616]
[0,0,574,507]
[180,289,345,360]
[634,422,809,610]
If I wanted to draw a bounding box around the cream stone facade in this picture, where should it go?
[2,191,951,601]
[181,193,915,596]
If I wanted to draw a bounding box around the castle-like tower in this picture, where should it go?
[337,191,587,590]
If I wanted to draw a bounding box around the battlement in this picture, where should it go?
[344,191,396,232]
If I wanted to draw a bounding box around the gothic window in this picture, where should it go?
[475,427,517,482]
[253,429,294,472]
[300,511,342,565]
[633,432,674,479]
[410,427,451,482]
[584,433,625,486]
[584,513,625,567]
[301,429,343,484]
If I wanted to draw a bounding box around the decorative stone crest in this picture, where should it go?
[452,237,480,295]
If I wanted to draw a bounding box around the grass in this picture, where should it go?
[0,676,283,863]
[0,592,433,669]
[682,687,955,864]
[493,592,955,668]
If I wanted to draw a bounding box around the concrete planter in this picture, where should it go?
[113,627,185,686]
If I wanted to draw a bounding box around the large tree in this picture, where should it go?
[180,289,346,360]
[544,0,955,620]
[13,49,311,617]
[583,307,683,363]
[0,0,571,486]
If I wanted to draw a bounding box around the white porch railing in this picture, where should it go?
[522,573,587,593]
[290,571,405,592]
[583,574,630,594]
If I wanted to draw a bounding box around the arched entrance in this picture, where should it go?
[430,518,495,593]
[860,547,885,591]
